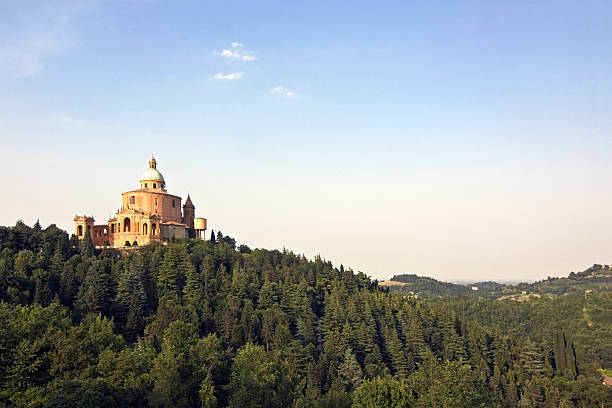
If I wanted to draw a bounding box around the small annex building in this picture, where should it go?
[74,156,207,247]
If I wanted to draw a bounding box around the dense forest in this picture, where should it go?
[1,221,611,407]
[389,269,612,368]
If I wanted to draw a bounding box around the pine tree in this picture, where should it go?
[338,348,363,392]
[387,330,411,377]
[519,340,546,378]
[439,311,467,361]
[125,290,145,342]
[116,260,147,328]
[157,243,192,297]
[59,262,79,307]
[75,261,114,317]
[184,259,202,309]
[402,310,427,362]
[79,228,95,257]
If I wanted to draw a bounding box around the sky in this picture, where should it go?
[1,0,612,282]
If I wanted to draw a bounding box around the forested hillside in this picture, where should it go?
[505,265,612,296]
[386,274,473,298]
[440,292,612,370]
[0,221,610,407]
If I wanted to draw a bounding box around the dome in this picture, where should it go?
[140,168,165,183]
[140,156,166,189]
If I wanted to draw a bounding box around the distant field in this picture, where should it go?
[378,281,408,287]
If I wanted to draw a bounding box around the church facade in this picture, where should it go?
[74,157,207,247]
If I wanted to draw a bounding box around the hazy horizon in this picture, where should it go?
[2,1,612,282]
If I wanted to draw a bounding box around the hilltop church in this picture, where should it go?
[74,156,207,247]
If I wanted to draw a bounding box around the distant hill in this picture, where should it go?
[385,265,611,299]
[385,274,474,298]
[486,264,612,298]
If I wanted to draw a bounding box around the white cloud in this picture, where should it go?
[219,49,255,61]
[212,71,245,80]
[270,86,298,98]
[217,43,256,61]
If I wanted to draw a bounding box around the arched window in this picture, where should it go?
[124,218,131,232]
[143,223,148,235]
[153,183,157,189]
[145,183,148,188]
[111,224,115,233]
[137,222,140,233]
[172,199,175,208]
[77,225,83,236]
[152,223,157,236]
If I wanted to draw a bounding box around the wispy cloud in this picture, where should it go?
[0,1,97,78]
[216,42,256,62]
[212,71,245,80]
[54,116,95,126]
[270,86,298,98]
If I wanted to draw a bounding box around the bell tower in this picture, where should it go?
[74,216,94,239]
[182,194,195,228]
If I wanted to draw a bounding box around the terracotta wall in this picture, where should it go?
[121,190,183,223]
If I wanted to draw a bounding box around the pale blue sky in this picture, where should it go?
[2,0,612,281]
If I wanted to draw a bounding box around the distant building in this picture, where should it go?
[74,156,207,247]
[471,286,478,291]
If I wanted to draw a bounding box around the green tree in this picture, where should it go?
[352,376,413,408]
[338,348,363,392]
[227,343,291,408]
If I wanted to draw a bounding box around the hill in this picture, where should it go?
[387,264,612,300]
[499,264,612,297]
[0,221,610,407]
[385,274,473,298]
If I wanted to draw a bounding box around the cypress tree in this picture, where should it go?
[553,330,577,379]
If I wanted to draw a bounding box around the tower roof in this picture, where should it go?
[184,194,194,208]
